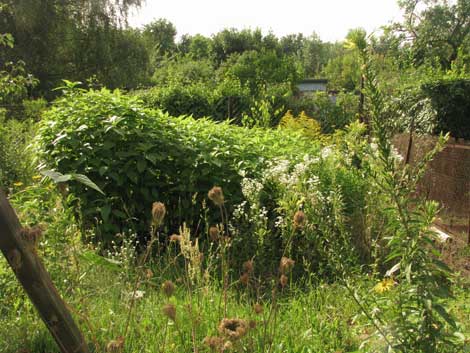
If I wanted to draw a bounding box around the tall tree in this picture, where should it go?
[393,0,470,69]
[1,0,144,95]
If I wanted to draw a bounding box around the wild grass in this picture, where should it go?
[1,181,469,353]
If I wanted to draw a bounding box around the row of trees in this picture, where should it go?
[1,0,470,103]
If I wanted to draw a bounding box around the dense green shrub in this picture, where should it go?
[135,78,254,123]
[287,92,358,133]
[422,78,470,139]
[37,85,321,246]
[0,113,36,189]
[134,83,216,119]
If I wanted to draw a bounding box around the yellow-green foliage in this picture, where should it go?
[279,110,328,143]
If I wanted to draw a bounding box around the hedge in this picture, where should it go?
[422,78,470,139]
[37,87,320,243]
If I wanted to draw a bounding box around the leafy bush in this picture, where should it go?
[230,123,370,277]
[279,110,324,141]
[37,84,321,246]
[287,91,358,133]
[134,83,216,119]
[0,114,36,189]
[22,98,48,120]
[422,78,470,139]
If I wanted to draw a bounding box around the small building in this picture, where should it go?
[296,78,328,96]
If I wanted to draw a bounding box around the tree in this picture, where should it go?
[393,0,470,69]
[1,0,144,95]
[143,18,177,61]
[188,34,213,60]
[0,3,37,104]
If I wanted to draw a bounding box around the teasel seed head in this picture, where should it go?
[218,318,248,341]
[280,274,288,288]
[169,234,181,242]
[151,202,166,227]
[242,259,254,274]
[279,256,295,274]
[162,303,176,321]
[240,272,249,286]
[293,210,306,230]
[253,303,263,315]
[209,226,219,242]
[208,186,224,206]
[162,280,175,297]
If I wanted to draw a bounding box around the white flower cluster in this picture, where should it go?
[264,154,320,188]
[321,146,333,159]
[241,178,264,203]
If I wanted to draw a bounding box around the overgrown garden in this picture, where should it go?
[1,0,470,352]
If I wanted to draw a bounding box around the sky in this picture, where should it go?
[128,0,403,42]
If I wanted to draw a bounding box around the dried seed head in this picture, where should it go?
[253,303,263,315]
[279,257,295,274]
[151,202,166,227]
[106,336,124,353]
[223,341,233,351]
[293,210,306,229]
[208,186,224,206]
[280,274,288,288]
[242,260,254,274]
[203,336,224,351]
[146,269,153,280]
[249,320,257,329]
[169,234,181,242]
[239,273,249,286]
[162,280,175,297]
[218,318,248,340]
[209,226,219,242]
[162,303,176,321]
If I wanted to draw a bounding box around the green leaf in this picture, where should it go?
[79,251,121,271]
[112,209,127,219]
[137,159,147,173]
[41,170,105,195]
[145,153,160,165]
[40,170,72,183]
[71,173,105,195]
[434,304,457,328]
[100,204,111,222]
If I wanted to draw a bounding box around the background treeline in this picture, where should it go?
[1,0,470,131]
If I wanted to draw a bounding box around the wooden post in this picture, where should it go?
[0,189,90,353]
[405,116,415,165]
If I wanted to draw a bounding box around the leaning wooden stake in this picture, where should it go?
[0,189,90,353]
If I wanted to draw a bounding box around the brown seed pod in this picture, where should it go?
[162,280,175,297]
[239,273,249,286]
[151,202,166,227]
[293,210,306,230]
[106,336,124,353]
[279,257,295,274]
[203,336,224,351]
[169,234,181,242]
[253,303,263,315]
[280,274,288,288]
[242,260,254,274]
[218,318,248,341]
[208,186,224,206]
[209,226,219,242]
[162,303,176,321]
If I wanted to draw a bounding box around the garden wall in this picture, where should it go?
[393,134,470,234]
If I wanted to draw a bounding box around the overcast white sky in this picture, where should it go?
[129,0,403,42]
